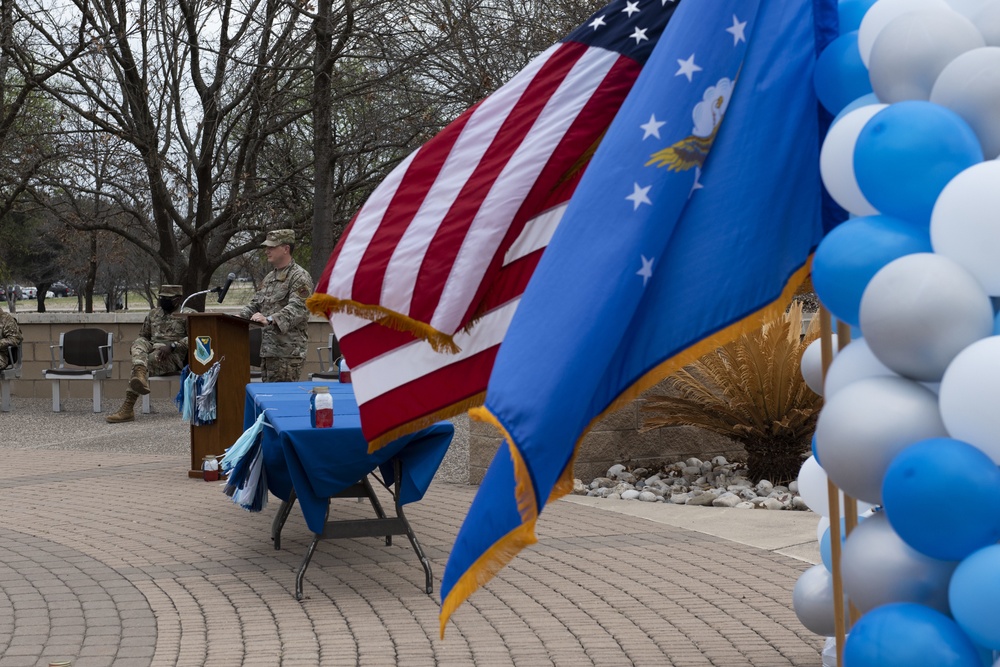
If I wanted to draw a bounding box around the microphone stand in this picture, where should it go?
[180,287,222,312]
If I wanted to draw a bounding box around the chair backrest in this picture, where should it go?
[61,329,112,368]
[249,327,262,368]
[327,333,341,370]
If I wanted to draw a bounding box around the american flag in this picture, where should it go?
[310,0,680,450]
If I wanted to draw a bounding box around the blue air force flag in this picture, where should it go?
[441,0,839,633]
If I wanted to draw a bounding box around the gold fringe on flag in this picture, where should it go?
[365,392,487,454]
[438,258,814,637]
[306,292,461,354]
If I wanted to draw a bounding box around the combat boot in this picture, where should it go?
[129,364,150,395]
[106,390,138,423]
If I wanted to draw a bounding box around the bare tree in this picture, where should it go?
[9,0,318,299]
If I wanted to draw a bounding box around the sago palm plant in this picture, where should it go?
[640,301,821,484]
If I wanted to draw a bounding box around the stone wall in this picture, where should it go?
[10,311,337,400]
[469,395,746,484]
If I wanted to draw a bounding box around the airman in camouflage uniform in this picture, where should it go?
[240,229,314,382]
[0,305,22,371]
[107,285,194,423]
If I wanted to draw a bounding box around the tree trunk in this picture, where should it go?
[310,0,336,282]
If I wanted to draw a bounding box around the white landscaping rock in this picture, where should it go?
[712,492,741,508]
[621,490,641,500]
[761,498,785,510]
[638,491,658,502]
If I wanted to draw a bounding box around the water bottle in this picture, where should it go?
[338,357,351,383]
[310,386,334,428]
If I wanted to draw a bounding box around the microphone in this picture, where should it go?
[217,272,236,303]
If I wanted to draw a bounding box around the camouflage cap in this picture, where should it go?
[158,285,183,298]
[261,229,295,247]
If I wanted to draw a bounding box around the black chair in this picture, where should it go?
[309,333,341,381]
[0,342,22,412]
[43,329,114,412]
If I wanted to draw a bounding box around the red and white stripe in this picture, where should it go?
[316,39,644,445]
[332,202,566,444]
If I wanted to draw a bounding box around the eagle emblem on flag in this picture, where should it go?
[646,77,733,171]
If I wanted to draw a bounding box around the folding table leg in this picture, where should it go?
[393,460,434,595]
[296,501,330,601]
[271,491,298,550]
[362,476,391,546]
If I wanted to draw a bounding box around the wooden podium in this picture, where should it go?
[183,313,256,478]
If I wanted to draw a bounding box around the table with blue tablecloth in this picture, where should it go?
[243,382,454,597]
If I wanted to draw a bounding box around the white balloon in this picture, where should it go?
[793,565,843,636]
[858,0,952,66]
[815,376,948,504]
[801,335,836,396]
[841,512,958,614]
[930,47,1000,159]
[824,338,897,399]
[869,9,984,103]
[860,253,994,381]
[945,0,993,19]
[819,105,886,216]
[939,336,1000,463]
[976,2,1000,46]
[932,162,1000,292]
[796,455,873,517]
[817,515,829,543]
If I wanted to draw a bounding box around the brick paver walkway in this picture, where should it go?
[0,400,822,666]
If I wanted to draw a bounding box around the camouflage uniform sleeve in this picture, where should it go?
[0,315,22,349]
[174,308,196,352]
[137,313,153,345]
[238,291,261,320]
[270,266,314,333]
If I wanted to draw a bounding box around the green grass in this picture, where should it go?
[11,285,259,313]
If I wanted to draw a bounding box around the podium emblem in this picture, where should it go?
[195,336,214,364]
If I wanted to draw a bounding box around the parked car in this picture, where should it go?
[21,286,37,299]
[50,281,73,297]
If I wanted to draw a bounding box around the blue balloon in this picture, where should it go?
[832,93,882,127]
[812,215,932,327]
[883,438,1000,561]
[839,0,878,34]
[820,517,856,572]
[812,433,821,466]
[950,546,1000,649]
[843,603,981,667]
[993,310,1000,336]
[814,31,874,115]
[854,102,983,225]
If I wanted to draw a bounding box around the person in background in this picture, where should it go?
[239,229,314,382]
[0,303,22,371]
[106,285,193,423]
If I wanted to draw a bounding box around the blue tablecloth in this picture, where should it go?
[243,382,454,534]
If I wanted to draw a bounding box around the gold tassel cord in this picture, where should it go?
[305,293,461,354]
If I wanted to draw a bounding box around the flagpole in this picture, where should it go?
[834,320,863,626]
[819,307,847,667]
